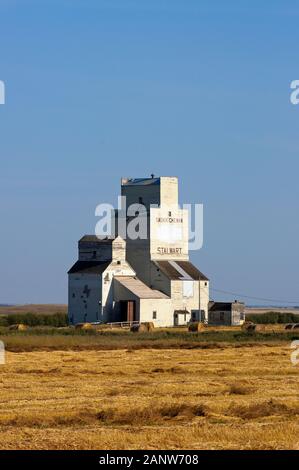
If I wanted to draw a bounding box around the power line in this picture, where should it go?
[210,287,299,305]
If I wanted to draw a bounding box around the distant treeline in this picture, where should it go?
[1,311,299,327]
[0,312,68,327]
[246,312,299,324]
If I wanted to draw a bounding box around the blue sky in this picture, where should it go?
[0,0,298,305]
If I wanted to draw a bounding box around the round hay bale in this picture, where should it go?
[188,322,205,332]
[143,322,155,332]
[130,323,147,333]
[75,322,93,330]
[241,321,256,332]
[9,323,28,331]
[254,324,265,332]
[138,323,148,333]
[95,324,110,331]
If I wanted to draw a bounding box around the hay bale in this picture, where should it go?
[143,322,155,332]
[9,323,27,331]
[285,323,294,330]
[254,324,265,332]
[130,323,148,333]
[95,324,111,331]
[241,321,257,332]
[188,322,205,332]
[75,322,93,330]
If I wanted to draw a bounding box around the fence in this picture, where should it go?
[105,321,140,329]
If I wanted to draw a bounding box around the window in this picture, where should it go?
[168,211,172,217]
[204,281,208,286]
[183,280,194,297]
[117,260,121,265]
[153,311,157,319]
[138,196,143,204]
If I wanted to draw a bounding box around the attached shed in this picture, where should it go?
[114,276,172,327]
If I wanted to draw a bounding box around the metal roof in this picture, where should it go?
[121,177,160,186]
[79,235,114,243]
[153,260,209,281]
[68,260,110,274]
[209,301,244,312]
[114,276,169,299]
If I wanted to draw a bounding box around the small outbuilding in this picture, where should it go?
[208,301,245,326]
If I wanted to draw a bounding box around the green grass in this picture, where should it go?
[0,312,68,327]
[1,327,298,352]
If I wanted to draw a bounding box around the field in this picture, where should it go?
[3,303,298,316]
[1,324,299,352]
[0,304,67,315]
[245,307,299,315]
[1,334,299,449]
[1,305,299,450]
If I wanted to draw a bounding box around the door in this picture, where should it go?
[120,300,136,322]
[120,301,127,322]
[127,301,135,322]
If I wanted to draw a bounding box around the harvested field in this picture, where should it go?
[0,345,299,449]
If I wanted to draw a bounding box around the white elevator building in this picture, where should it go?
[68,176,209,326]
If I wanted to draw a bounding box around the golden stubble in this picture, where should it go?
[0,345,298,450]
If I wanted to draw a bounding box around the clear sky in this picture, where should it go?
[0,0,298,305]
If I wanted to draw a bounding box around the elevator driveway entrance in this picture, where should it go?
[120,300,136,322]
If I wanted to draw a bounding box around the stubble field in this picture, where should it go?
[1,344,299,450]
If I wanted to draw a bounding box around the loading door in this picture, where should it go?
[127,300,136,322]
[120,300,136,322]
